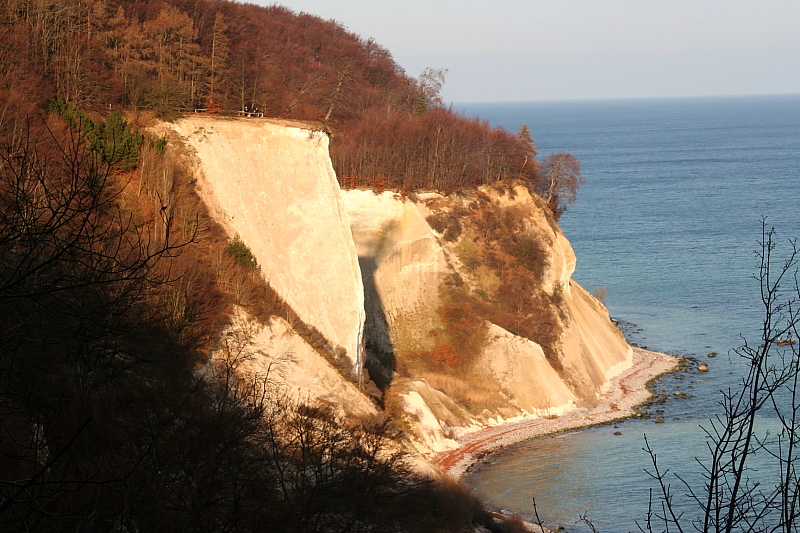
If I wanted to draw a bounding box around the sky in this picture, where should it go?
[254,0,800,103]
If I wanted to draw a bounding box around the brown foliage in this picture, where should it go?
[405,287,488,373]
[492,270,563,372]
[438,292,486,357]
[454,196,565,370]
[0,94,495,533]
[331,107,539,194]
[0,0,559,200]
[430,342,459,367]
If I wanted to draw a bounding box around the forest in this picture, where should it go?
[0,0,581,206]
[0,0,575,530]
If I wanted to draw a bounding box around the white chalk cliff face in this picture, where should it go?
[343,190,451,386]
[215,307,377,419]
[167,117,365,372]
[342,188,632,447]
[165,116,631,454]
[485,187,634,402]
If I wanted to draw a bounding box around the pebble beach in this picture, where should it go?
[434,347,680,479]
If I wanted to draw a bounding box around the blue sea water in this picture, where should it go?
[457,95,800,532]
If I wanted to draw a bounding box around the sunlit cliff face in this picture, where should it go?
[168,116,366,373]
[342,187,632,449]
[164,116,631,455]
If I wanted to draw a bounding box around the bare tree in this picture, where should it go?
[0,117,194,530]
[323,63,353,124]
[644,220,800,533]
[537,152,583,218]
[416,67,448,112]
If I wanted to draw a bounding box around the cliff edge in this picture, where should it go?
[343,188,632,452]
[167,116,365,374]
[164,116,634,456]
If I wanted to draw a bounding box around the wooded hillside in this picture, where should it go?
[1,0,546,195]
[0,3,561,529]
[0,51,517,533]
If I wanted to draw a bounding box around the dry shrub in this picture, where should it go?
[419,372,507,412]
[381,386,412,431]
[426,213,448,234]
[399,285,488,376]
[437,289,487,359]
[513,235,547,277]
[443,220,463,242]
[455,232,485,271]
[431,342,459,367]
[473,264,502,296]
[453,196,564,371]
[410,477,489,532]
[492,269,563,371]
[427,212,463,243]
[591,286,609,302]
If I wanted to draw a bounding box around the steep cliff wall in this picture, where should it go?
[342,188,632,449]
[344,190,451,386]
[485,187,633,402]
[163,115,633,457]
[166,117,365,372]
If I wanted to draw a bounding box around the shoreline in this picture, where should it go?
[433,347,681,479]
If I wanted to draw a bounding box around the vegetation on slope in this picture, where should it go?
[1,0,580,214]
[0,86,536,533]
[0,1,577,529]
[382,189,566,414]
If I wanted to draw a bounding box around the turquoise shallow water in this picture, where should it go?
[458,95,800,532]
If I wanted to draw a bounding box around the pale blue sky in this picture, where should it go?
[256,1,800,102]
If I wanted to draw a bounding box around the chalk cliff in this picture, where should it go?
[343,188,632,448]
[167,116,365,373]
[164,116,632,454]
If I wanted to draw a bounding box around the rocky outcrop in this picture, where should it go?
[164,115,633,456]
[166,117,365,372]
[478,323,575,416]
[342,187,632,450]
[485,187,633,402]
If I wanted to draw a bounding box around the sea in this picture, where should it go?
[456,94,800,533]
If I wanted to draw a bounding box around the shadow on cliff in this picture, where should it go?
[359,256,395,389]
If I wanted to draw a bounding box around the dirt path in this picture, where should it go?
[433,348,680,478]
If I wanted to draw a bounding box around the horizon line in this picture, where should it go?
[450,92,800,106]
